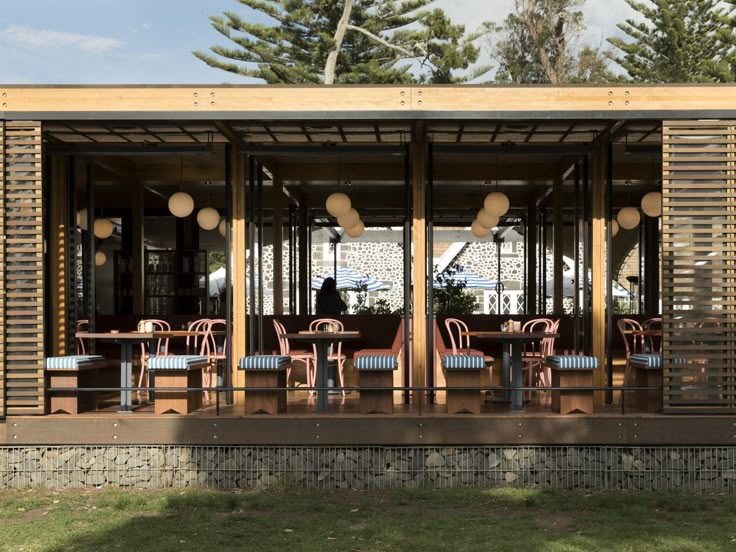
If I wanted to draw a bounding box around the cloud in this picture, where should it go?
[2,25,122,53]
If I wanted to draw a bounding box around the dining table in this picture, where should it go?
[281,330,361,413]
[76,330,206,413]
[462,330,559,411]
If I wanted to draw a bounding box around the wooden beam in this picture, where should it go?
[231,149,247,405]
[49,157,68,355]
[411,122,427,410]
[3,85,736,115]
[591,143,607,405]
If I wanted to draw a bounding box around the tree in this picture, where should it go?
[485,0,617,84]
[433,264,478,315]
[194,0,488,84]
[608,0,736,83]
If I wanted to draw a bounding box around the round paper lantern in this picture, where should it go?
[93,218,114,239]
[76,208,88,230]
[337,208,360,230]
[197,207,220,230]
[471,220,491,239]
[641,191,662,217]
[325,193,351,217]
[617,207,641,230]
[94,250,107,266]
[483,191,510,217]
[168,191,194,218]
[218,218,227,237]
[476,208,499,229]
[611,219,619,237]
[345,220,365,238]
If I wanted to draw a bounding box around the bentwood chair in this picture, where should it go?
[444,318,494,382]
[76,319,89,355]
[309,318,347,392]
[273,320,315,392]
[617,318,644,387]
[521,318,554,399]
[643,317,662,354]
[186,318,211,356]
[136,319,172,389]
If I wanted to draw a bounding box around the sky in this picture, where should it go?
[0,0,638,84]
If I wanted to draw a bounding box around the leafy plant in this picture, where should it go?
[352,281,399,314]
[433,264,478,315]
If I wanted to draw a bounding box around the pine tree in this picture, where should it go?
[193,0,488,84]
[485,0,616,84]
[608,0,736,83]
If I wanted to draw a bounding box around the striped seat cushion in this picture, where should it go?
[545,355,599,369]
[148,355,209,370]
[45,355,105,370]
[630,354,662,368]
[355,355,398,370]
[442,354,485,370]
[238,355,291,370]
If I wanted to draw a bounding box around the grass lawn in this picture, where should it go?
[1,487,735,551]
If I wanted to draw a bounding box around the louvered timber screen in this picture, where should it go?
[0,122,5,417]
[2,121,45,415]
[662,120,736,413]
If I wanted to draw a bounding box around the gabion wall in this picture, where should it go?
[2,446,736,491]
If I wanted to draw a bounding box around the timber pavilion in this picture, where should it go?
[0,84,735,450]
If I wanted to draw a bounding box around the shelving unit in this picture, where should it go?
[144,249,208,316]
[113,251,133,314]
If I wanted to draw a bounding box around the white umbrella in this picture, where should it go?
[311,266,389,291]
[545,272,630,298]
[209,267,226,296]
[434,270,499,290]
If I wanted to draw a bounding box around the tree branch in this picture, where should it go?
[324,0,353,85]
[346,24,425,58]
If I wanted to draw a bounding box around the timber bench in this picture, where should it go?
[45,355,106,414]
[239,355,290,414]
[354,352,399,414]
[442,354,485,414]
[148,355,208,415]
[629,353,663,413]
[545,355,598,414]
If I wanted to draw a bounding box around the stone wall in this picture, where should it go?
[2,446,735,491]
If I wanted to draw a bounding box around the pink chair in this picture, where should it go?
[618,318,644,387]
[186,318,211,355]
[76,319,89,355]
[444,318,494,382]
[534,319,560,389]
[137,319,171,389]
[309,318,347,392]
[643,317,662,354]
[521,318,554,398]
[201,319,227,400]
[273,320,315,392]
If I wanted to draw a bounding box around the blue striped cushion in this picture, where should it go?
[355,355,398,370]
[442,354,485,370]
[148,355,208,370]
[630,354,662,368]
[546,355,599,369]
[238,355,291,370]
[45,355,105,370]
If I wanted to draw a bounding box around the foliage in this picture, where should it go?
[3,487,736,551]
[352,281,400,314]
[194,0,489,84]
[433,264,478,315]
[608,0,736,82]
[484,0,618,83]
[208,250,226,274]
[612,297,632,315]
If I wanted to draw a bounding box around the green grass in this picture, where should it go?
[1,487,736,551]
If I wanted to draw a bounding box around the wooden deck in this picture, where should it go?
[3,389,734,447]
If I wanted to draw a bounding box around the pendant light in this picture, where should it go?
[326,158,352,217]
[168,156,194,218]
[197,207,220,230]
[76,208,88,230]
[94,250,107,266]
[484,191,510,217]
[477,208,499,229]
[345,220,365,238]
[218,218,227,237]
[337,208,360,230]
[471,220,491,239]
[611,219,619,237]
[641,191,662,218]
[617,207,640,230]
[93,218,114,239]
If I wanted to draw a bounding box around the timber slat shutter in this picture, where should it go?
[662,120,736,413]
[1,121,44,415]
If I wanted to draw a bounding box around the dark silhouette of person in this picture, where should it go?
[316,277,347,315]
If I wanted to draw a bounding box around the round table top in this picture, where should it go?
[461,331,558,341]
[282,331,361,341]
